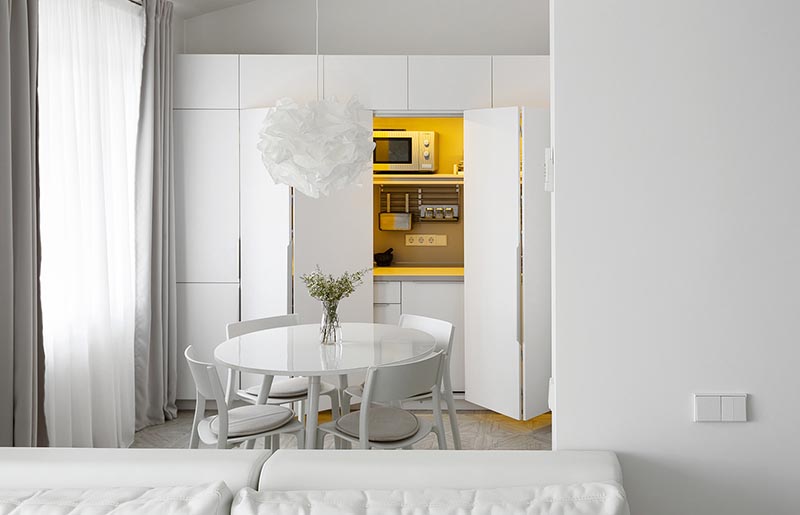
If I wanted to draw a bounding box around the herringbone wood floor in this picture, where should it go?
[133,410,552,450]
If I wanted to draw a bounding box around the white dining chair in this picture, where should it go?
[316,350,447,450]
[345,314,462,449]
[184,346,304,450]
[225,314,340,422]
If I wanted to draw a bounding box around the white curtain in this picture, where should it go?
[38,0,145,447]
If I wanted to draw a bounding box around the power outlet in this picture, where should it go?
[405,234,447,247]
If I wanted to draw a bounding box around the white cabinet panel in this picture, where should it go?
[374,282,401,304]
[176,283,239,400]
[408,56,491,111]
[493,56,550,108]
[323,55,407,110]
[175,110,240,283]
[521,108,551,419]
[240,55,318,109]
[293,113,373,324]
[463,107,522,419]
[174,55,238,109]
[401,282,465,392]
[240,109,292,320]
[374,303,402,325]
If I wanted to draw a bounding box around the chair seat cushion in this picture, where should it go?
[346,383,432,401]
[209,404,294,437]
[335,407,419,442]
[245,377,308,398]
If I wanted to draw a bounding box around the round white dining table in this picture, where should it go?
[214,322,436,448]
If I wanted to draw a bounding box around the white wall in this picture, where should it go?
[184,0,548,55]
[553,2,800,514]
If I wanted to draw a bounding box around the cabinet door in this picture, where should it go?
[176,283,239,400]
[323,56,408,110]
[401,282,465,392]
[408,56,491,111]
[240,55,318,109]
[174,55,238,109]
[492,56,550,108]
[174,110,239,283]
[521,108,552,419]
[374,303,402,325]
[240,109,292,320]
[293,112,374,324]
[463,107,522,419]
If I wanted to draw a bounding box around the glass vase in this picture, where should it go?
[319,300,342,344]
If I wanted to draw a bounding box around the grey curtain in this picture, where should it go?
[0,0,46,447]
[134,0,177,430]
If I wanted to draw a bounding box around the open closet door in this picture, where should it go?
[521,108,552,419]
[464,107,523,419]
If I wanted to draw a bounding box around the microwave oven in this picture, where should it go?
[373,130,438,173]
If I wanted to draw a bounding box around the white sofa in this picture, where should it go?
[0,448,629,514]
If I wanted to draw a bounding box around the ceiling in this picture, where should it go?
[171,0,256,19]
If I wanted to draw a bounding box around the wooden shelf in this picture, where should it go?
[373,174,464,185]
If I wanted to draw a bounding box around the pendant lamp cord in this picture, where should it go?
[315,0,320,56]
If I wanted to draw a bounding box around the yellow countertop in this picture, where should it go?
[373,266,464,281]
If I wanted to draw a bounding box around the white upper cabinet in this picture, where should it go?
[239,55,318,109]
[493,56,550,108]
[174,110,240,283]
[323,55,408,110]
[408,56,492,111]
[174,55,238,109]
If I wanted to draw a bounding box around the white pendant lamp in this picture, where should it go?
[257,0,375,198]
[258,97,374,198]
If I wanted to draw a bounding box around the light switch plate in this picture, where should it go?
[694,393,747,422]
[694,394,721,422]
[721,394,747,422]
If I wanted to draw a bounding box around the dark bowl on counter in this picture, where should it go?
[374,248,394,267]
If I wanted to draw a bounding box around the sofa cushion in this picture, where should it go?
[0,482,232,515]
[209,405,294,437]
[231,482,630,515]
[335,407,419,442]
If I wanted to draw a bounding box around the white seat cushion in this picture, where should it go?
[231,482,630,515]
[209,405,294,437]
[245,377,308,398]
[346,383,432,400]
[335,407,419,442]
[0,482,233,515]
[244,378,340,399]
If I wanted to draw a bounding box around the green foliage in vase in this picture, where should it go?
[300,266,372,304]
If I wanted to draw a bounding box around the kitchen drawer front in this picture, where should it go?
[374,282,401,304]
[373,303,402,325]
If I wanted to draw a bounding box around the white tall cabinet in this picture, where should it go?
[174,56,241,401]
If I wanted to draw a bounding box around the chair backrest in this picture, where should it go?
[184,345,226,406]
[226,313,300,339]
[399,314,454,355]
[362,350,445,404]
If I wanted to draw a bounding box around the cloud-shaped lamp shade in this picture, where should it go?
[257,97,376,198]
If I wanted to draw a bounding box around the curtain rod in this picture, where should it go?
[128,0,142,5]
